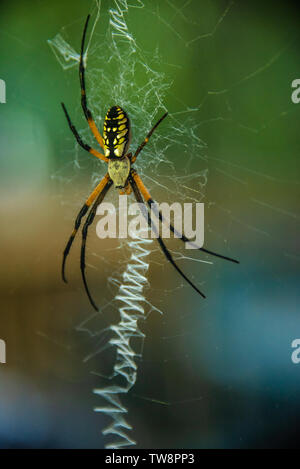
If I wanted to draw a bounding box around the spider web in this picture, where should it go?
[48,0,209,448]
[48,0,300,449]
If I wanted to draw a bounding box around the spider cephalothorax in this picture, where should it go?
[61,15,239,311]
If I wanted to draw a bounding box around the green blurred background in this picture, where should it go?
[0,0,299,448]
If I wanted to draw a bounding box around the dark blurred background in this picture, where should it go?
[0,0,299,449]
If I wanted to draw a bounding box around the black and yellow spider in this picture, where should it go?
[61,15,239,311]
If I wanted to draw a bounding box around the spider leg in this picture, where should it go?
[129,171,206,298]
[62,173,111,283]
[79,15,105,150]
[132,171,239,264]
[80,178,113,311]
[131,112,168,163]
[61,103,108,163]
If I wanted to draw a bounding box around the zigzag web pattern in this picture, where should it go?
[94,234,153,448]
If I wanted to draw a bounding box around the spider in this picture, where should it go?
[61,15,239,311]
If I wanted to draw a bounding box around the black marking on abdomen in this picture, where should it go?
[103,106,130,157]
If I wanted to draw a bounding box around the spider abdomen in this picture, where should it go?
[103,106,131,158]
